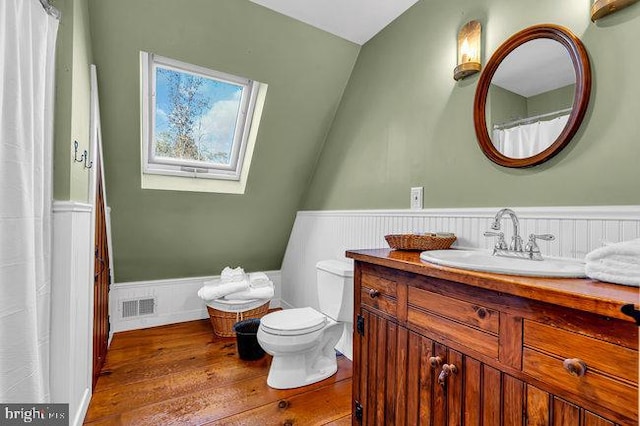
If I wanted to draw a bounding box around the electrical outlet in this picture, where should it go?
[410,187,423,210]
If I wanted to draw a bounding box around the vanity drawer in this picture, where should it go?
[407,306,499,359]
[407,286,499,334]
[361,272,396,298]
[360,271,398,317]
[523,348,638,423]
[360,288,397,317]
[523,320,638,384]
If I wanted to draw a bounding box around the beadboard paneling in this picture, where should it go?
[110,271,282,333]
[281,206,640,314]
[51,201,93,426]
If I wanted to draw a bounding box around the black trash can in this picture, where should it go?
[233,318,265,360]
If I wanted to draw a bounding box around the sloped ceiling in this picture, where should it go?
[249,0,419,45]
[492,39,575,98]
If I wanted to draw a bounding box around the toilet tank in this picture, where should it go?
[316,259,354,322]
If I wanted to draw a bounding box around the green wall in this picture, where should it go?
[489,84,575,128]
[488,85,527,129]
[527,84,575,117]
[303,0,640,210]
[52,0,93,202]
[88,0,359,282]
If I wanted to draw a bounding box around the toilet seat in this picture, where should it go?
[260,307,327,336]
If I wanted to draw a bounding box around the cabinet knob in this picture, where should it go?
[437,363,458,386]
[368,289,380,298]
[476,307,487,319]
[429,356,443,368]
[278,399,289,409]
[563,358,587,377]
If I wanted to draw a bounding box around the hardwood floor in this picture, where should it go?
[84,319,353,425]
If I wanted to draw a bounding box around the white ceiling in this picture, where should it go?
[249,0,420,45]
[492,39,576,98]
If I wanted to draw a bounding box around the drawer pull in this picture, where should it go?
[563,358,587,377]
[437,364,458,386]
[476,307,487,319]
[368,289,380,298]
[429,356,443,368]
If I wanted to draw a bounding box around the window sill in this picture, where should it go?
[141,173,247,194]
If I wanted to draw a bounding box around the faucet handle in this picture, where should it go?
[484,231,508,250]
[525,233,556,259]
[529,233,556,242]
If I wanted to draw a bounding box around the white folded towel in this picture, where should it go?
[202,278,221,287]
[585,238,640,287]
[197,280,250,301]
[249,272,272,288]
[223,285,275,301]
[220,266,246,283]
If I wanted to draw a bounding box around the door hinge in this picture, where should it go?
[356,314,365,336]
[355,401,363,422]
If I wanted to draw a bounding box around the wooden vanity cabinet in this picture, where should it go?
[348,249,639,426]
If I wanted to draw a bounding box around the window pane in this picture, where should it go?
[154,66,243,166]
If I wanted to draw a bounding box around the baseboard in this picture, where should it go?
[110,270,282,333]
[71,388,91,426]
[279,299,295,310]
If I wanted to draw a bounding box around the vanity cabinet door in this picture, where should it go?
[354,307,528,425]
[353,309,405,425]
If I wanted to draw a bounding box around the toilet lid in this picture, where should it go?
[260,307,327,336]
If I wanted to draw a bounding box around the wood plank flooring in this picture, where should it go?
[84,319,353,425]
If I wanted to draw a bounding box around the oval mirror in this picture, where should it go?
[473,25,591,168]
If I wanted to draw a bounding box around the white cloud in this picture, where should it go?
[156,107,168,129]
[197,99,241,157]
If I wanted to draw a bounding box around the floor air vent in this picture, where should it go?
[121,298,156,318]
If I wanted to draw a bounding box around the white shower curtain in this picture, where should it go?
[492,114,570,159]
[0,0,58,402]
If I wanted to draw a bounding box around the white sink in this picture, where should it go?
[420,249,586,278]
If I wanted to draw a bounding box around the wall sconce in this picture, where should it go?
[591,0,639,20]
[454,20,482,81]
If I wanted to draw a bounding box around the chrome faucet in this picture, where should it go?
[490,208,524,251]
[484,208,555,261]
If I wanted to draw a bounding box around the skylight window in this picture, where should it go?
[141,53,261,184]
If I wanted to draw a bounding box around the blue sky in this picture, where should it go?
[155,66,243,162]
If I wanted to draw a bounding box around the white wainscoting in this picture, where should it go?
[280,205,640,335]
[110,271,282,333]
[50,201,93,426]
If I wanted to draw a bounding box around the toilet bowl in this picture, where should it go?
[257,259,353,389]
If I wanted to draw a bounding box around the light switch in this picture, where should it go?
[410,187,423,210]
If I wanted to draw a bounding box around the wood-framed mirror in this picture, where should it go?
[473,24,591,168]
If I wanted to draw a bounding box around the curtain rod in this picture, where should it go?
[39,0,61,20]
[493,107,572,130]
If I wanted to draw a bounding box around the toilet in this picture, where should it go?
[257,259,354,389]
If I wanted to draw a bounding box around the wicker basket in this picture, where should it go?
[385,233,457,251]
[206,302,269,338]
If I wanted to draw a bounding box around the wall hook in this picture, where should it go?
[73,140,93,169]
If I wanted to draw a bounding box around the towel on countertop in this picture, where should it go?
[585,238,640,287]
[197,280,250,301]
[249,272,272,288]
[220,266,246,283]
[223,284,275,301]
